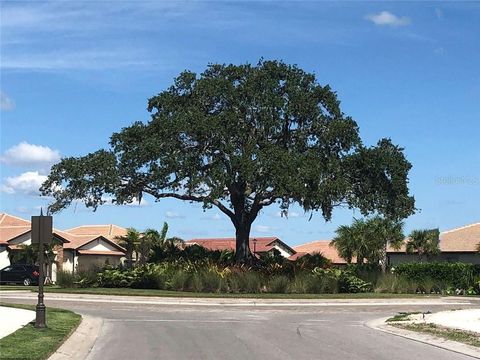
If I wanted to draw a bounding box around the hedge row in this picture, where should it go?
[393,262,480,289]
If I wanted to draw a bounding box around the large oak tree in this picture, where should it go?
[41,60,415,262]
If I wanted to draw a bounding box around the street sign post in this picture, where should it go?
[31,210,52,328]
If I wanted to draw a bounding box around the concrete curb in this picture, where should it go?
[0,291,474,307]
[48,315,103,360]
[366,317,480,359]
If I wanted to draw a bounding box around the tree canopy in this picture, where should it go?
[331,216,404,268]
[41,60,415,262]
[406,228,440,260]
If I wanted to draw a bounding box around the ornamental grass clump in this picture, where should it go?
[267,275,290,293]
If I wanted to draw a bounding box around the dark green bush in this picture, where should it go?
[394,262,479,289]
[168,270,191,291]
[56,270,76,288]
[75,269,98,288]
[234,272,262,293]
[267,276,290,293]
[312,268,371,293]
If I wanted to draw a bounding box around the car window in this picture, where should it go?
[12,265,26,271]
[2,266,13,272]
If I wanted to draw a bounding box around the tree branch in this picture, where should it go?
[144,188,235,221]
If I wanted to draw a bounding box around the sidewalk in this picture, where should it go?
[0,306,35,339]
[411,308,480,334]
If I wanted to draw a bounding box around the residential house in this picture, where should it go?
[387,223,480,265]
[0,213,127,281]
[0,213,68,282]
[57,225,128,273]
[293,240,353,265]
[185,237,297,258]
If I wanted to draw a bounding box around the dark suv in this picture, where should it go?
[0,264,40,286]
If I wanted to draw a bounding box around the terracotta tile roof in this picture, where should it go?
[0,213,31,227]
[185,237,284,253]
[293,240,352,264]
[0,213,32,244]
[439,223,480,252]
[55,229,102,249]
[0,226,30,243]
[77,250,125,256]
[65,224,128,240]
[0,213,125,256]
[288,252,308,261]
[388,222,480,253]
[55,229,125,254]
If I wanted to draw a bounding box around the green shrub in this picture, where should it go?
[227,274,241,293]
[96,268,134,288]
[204,271,224,292]
[168,270,191,291]
[288,274,310,293]
[312,268,371,293]
[56,270,76,288]
[394,262,479,289]
[234,272,262,293]
[191,273,204,292]
[286,273,325,294]
[375,273,417,294]
[267,276,290,293]
[75,270,98,288]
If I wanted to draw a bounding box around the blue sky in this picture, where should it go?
[1,1,479,245]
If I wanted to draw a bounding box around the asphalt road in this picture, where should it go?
[2,292,479,360]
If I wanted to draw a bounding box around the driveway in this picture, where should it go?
[1,291,478,360]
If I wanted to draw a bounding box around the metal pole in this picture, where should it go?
[35,213,46,328]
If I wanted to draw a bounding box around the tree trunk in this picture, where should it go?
[380,243,388,273]
[235,222,253,263]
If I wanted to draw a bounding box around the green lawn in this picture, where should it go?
[0,303,81,360]
[39,286,439,299]
[0,285,35,291]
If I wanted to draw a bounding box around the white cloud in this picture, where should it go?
[125,197,149,207]
[435,8,443,19]
[201,213,223,221]
[165,211,184,219]
[365,11,411,27]
[0,91,15,110]
[1,171,47,195]
[1,49,152,71]
[211,213,222,221]
[1,142,60,167]
[254,225,271,233]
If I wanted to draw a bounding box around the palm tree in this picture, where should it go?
[144,222,185,263]
[406,228,440,260]
[331,219,370,264]
[332,216,404,271]
[115,227,141,268]
[367,216,404,272]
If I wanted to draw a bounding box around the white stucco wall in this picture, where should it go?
[62,250,76,273]
[0,246,10,269]
[77,255,121,272]
[271,242,294,258]
[81,239,118,252]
